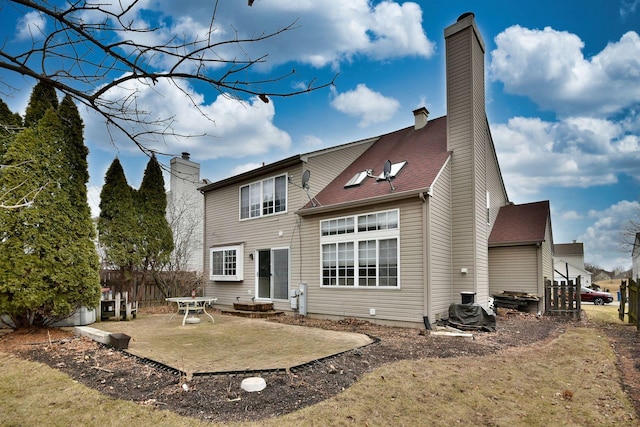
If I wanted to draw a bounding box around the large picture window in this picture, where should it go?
[210,244,244,281]
[320,210,399,288]
[240,175,287,219]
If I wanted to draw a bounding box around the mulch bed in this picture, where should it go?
[1,310,639,423]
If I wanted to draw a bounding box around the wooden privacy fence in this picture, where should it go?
[545,278,581,319]
[100,269,202,306]
[619,278,640,329]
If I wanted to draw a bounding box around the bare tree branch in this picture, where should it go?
[0,161,47,208]
[2,0,336,155]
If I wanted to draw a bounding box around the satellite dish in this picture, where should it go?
[383,160,394,192]
[302,169,311,190]
[383,160,391,180]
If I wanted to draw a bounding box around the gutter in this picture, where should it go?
[199,155,302,193]
[295,187,432,217]
[488,240,544,248]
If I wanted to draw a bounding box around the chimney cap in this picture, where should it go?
[457,12,475,22]
[181,152,190,160]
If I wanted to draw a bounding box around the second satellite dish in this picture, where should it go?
[383,160,394,192]
[302,169,311,190]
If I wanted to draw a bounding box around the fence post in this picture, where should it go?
[636,278,640,330]
[619,280,627,321]
[575,276,581,320]
[544,279,551,315]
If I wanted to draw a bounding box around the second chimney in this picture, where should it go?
[413,107,429,130]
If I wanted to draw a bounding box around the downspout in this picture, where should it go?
[420,190,431,322]
[537,241,543,314]
[201,189,208,297]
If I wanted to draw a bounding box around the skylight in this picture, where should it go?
[377,161,407,180]
[344,171,368,188]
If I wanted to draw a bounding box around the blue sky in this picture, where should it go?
[1,0,640,271]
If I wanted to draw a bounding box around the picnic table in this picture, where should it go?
[166,297,217,326]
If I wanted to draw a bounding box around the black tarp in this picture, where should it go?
[447,303,496,332]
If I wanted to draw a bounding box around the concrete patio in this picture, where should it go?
[89,312,373,378]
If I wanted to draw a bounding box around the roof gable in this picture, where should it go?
[489,201,551,246]
[299,116,449,211]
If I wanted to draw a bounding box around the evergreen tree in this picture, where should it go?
[0,109,100,328]
[136,154,174,271]
[0,98,21,158]
[56,94,101,315]
[58,95,90,212]
[98,158,141,275]
[23,81,59,127]
[0,98,22,127]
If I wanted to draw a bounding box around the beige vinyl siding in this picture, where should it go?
[299,199,425,325]
[303,140,375,194]
[541,218,554,287]
[489,245,539,296]
[203,141,374,311]
[472,23,490,308]
[203,167,302,311]
[428,161,453,319]
[446,27,475,299]
[446,18,491,306]
[290,140,375,289]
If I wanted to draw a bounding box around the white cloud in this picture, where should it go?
[559,210,584,221]
[301,135,324,149]
[107,0,434,71]
[620,0,640,17]
[87,185,102,218]
[579,200,639,269]
[330,84,400,127]
[231,163,263,176]
[490,26,640,117]
[492,115,640,198]
[16,11,46,41]
[83,76,292,161]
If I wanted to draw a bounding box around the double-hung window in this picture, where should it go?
[210,244,244,281]
[240,175,287,219]
[320,209,399,288]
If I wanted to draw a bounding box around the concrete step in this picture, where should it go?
[221,308,284,319]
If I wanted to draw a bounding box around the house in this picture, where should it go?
[166,152,207,273]
[200,13,554,327]
[553,241,592,288]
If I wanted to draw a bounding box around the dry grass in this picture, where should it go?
[594,279,622,294]
[0,352,210,427]
[243,326,635,427]
[90,312,372,376]
[1,310,637,426]
[582,302,627,324]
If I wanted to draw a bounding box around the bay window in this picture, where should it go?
[210,244,244,281]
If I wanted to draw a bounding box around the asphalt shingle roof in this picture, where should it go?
[302,116,449,210]
[489,201,551,246]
